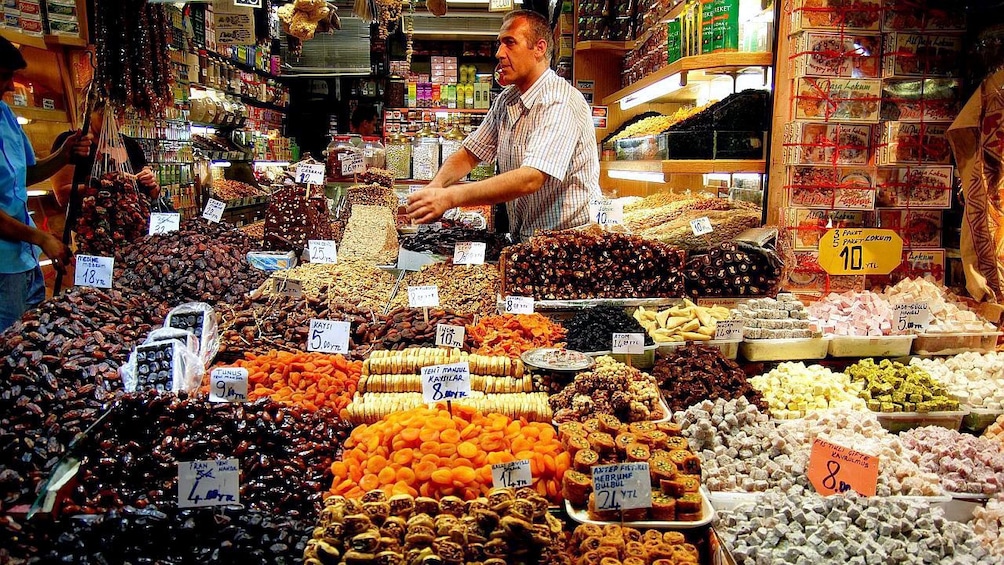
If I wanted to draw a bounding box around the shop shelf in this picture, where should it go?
[575,40,635,53]
[601,159,767,175]
[827,335,915,358]
[656,338,741,360]
[0,28,87,50]
[873,409,968,434]
[911,332,1002,356]
[10,106,69,123]
[739,337,829,361]
[961,407,1004,434]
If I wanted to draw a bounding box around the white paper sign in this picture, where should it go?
[504,295,534,314]
[408,184,424,194]
[209,368,249,403]
[272,278,303,298]
[74,255,113,289]
[435,324,466,348]
[149,212,181,235]
[713,319,744,341]
[894,302,931,332]
[491,460,532,489]
[453,242,487,265]
[588,198,624,226]
[295,163,325,185]
[421,362,472,403]
[307,319,351,354]
[234,0,262,8]
[308,240,338,264]
[591,463,653,511]
[178,459,240,508]
[397,247,437,271]
[203,198,226,223]
[408,285,440,308]
[612,333,645,355]
[690,216,714,236]
[340,152,365,175]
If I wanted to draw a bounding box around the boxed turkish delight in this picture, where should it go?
[880,78,960,122]
[784,122,872,166]
[875,166,953,208]
[787,166,875,210]
[794,77,882,123]
[791,0,881,32]
[790,32,882,78]
[875,121,952,165]
[881,0,965,32]
[785,208,871,250]
[875,209,942,248]
[882,33,962,78]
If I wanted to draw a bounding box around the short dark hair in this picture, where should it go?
[502,9,553,62]
[0,36,27,71]
[350,104,378,129]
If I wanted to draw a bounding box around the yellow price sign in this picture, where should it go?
[818,228,903,275]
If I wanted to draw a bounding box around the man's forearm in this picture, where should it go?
[429,148,480,187]
[26,150,69,186]
[0,209,51,247]
[449,166,545,208]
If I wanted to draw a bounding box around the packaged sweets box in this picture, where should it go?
[784,122,871,166]
[881,78,960,122]
[785,250,865,295]
[784,208,871,250]
[875,121,952,165]
[794,78,882,123]
[787,165,876,210]
[882,33,963,78]
[790,32,882,78]
[790,0,881,33]
[881,0,965,31]
[866,249,946,287]
[875,166,953,208]
[875,209,943,248]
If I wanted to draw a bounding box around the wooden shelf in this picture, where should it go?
[10,106,70,123]
[0,28,86,50]
[602,159,766,175]
[602,52,774,106]
[387,107,489,114]
[575,40,635,53]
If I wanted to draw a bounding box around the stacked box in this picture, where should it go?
[790,0,881,33]
[46,0,80,36]
[17,0,42,35]
[783,122,872,166]
[875,209,942,248]
[793,77,882,123]
[874,166,953,208]
[787,166,875,210]
[881,0,964,32]
[785,208,871,250]
[880,78,960,122]
[882,33,962,78]
[790,32,882,78]
[875,121,952,165]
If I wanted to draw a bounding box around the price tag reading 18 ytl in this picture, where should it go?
[690,216,714,236]
[308,240,338,264]
[435,324,466,348]
[893,302,931,332]
[588,198,623,226]
[202,198,226,223]
[178,459,240,508]
[74,255,114,289]
[491,460,532,489]
[713,319,744,341]
[818,228,904,275]
[149,212,181,235]
[209,367,248,403]
[421,362,471,403]
[612,333,645,355]
[807,437,878,497]
[408,285,440,308]
[591,463,652,511]
[504,295,534,314]
[453,242,487,265]
[307,319,351,354]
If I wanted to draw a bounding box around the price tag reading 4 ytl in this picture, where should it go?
[591,463,652,511]
[435,324,466,348]
[74,255,113,289]
[149,212,180,235]
[504,295,534,314]
[894,302,931,332]
[421,362,471,403]
[588,198,623,226]
[307,319,351,354]
[308,240,338,264]
[209,368,248,403]
[819,228,903,275]
[408,285,440,308]
[807,437,878,497]
[202,198,226,223]
[178,459,239,508]
[612,333,645,355]
[491,460,532,489]
[453,242,487,265]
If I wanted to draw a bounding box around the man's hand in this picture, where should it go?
[407,186,454,224]
[39,234,72,274]
[59,130,94,159]
[135,167,160,197]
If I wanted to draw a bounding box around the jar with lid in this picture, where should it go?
[325,135,363,182]
[362,136,386,169]
[439,122,465,168]
[411,123,440,181]
[385,132,411,179]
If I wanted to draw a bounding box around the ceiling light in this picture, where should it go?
[619,72,683,110]
[607,169,665,183]
[211,160,232,168]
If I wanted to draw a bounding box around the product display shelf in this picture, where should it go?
[575,40,635,53]
[387,107,489,114]
[0,27,87,50]
[602,159,767,175]
[9,106,70,123]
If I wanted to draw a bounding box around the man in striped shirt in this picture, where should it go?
[406,9,601,242]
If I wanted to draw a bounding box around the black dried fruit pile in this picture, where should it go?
[652,344,766,411]
[401,227,511,261]
[564,305,655,352]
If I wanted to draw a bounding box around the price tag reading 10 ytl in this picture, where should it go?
[690,216,714,236]
[307,319,351,354]
[591,463,652,511]
[818,228,904,275]
[74,255,114,289]
[807,437,878,497]
[588,198,623,226]
[435,324,466,348]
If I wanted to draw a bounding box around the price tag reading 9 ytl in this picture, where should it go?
[612,333,645,355]
[504,295,534,314]
[408,285,440,308]
[588,198,623,226]
[453,242,487,265]
[491,460,532,489]
[713,319,744,341]
[421,362,471,403]
[807,437,878,497]
[307,319,351,354]
[202,198,226,223]
[894,302,931,332]
[818,228,904,275]
[209,367,248,403]
[308,240,338,264]
[591,463,652,511]
[74,255,114,289]
[435,324,466,348]
[295,163,325,185]
[690,216,714,236]
[178,459,240,508]
[149,212,181,235]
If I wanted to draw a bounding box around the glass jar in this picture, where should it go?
[411,124,440,181]
[326,135,362,182]
[362,136,386,170]
[385,132,412,179]
[439,123,465,167]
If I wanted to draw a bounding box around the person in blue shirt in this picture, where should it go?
[0,36,91,332]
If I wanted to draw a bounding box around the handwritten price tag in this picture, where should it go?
[308,240,338,264]
[591,463,652,511]
[435,324,466,348]
[893,302,931,333]
[307,319,351,354]
[491,460,532,489]
[149,212,181,235]
[295,163,325,185]
[453,242,487,265]
[612,333,645,355]
[503,295,534,314]
[272,278,303,299]
[74,255,113,289]
[690,216,714,236]
[408,285,440,308]
[713,319,744,341]
[807,437,878,497]
[588,198,623,226]
[421,362,471,403]
[209,368,248,403]
[340,152,365,175]
[202,198,226,223]
[178,459,240,508]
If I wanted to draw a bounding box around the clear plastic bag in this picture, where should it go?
[120,337,204,394]
[164,302,219,367]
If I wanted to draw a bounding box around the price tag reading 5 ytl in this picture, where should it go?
[421,362,471,403]
[894,302,931,332]
[591,463,652,511]
[74,255,114,289]
[818,228,903,275]
[491,460,532,489]
[307,319,351,354]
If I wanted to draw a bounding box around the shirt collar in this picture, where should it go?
[517,68,555,110]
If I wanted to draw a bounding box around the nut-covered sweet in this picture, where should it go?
[652,344,766,412]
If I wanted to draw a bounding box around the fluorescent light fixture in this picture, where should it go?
[38,259,53,267]
[211,160,232,168]
[26,189,48,197]
[254,161,290,167]
[16,116,29,125]
[607,169,665,183]
[620,72,683,110]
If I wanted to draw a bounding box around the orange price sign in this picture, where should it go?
[818,228,903,275]
[807,438,879,497]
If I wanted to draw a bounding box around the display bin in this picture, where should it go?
[874,409,968,433]
[583,345,658,370]
[961,408,1004,434]
[827,335,915,357]
[553,395,672,427]
[739,337,829,362]
[708,491,761,513]
[658,130,768,160]
[911,332,1001,356]
[613,134,667,160]
[941,492,991,523]
[656,339,741,360]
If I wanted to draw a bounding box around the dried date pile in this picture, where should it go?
[60,391,350,519]
[362,306,474,350]
[563,305,654,352]
[501,230,685,300]
[684,240,782,298]
[401,227,511,261]
[74,172,152,256]
[652,344,766,411]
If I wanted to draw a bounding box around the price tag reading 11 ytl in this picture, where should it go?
[491,460,532,489]
[818,228,903,275]
[591,463,652,511]
[807,437,878,497]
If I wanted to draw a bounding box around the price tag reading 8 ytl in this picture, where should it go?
[149,212,181,235]
[421,362,471,403]
[807,437,878,497]
[453,242,487,265]
[435,324,466,348]
[307,319,351,354]
[588,198,623,226]
[202,198,226,223]
[504,295,534,314]
[74,255,114,289]
[407,285,440,308]
[591,463,652,511]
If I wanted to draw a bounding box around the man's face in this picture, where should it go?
[0,68,15,97]
[495,17,542,88]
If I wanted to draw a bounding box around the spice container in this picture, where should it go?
[325,135,361,182]
[440,122,465,167]
[385,131,411,179]
[411,122,441,181]
[361,136,386,169]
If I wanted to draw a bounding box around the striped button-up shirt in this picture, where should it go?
[463,68,601,241]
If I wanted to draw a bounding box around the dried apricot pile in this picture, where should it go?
[220,350,361,413]
[467,313,567,357]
